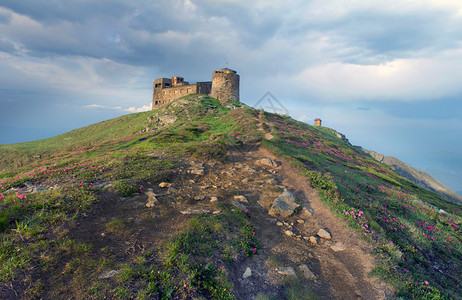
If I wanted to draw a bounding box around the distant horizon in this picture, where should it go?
[1,103,461,199]
[1,0,461,194]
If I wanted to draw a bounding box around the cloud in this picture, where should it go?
[84,103,151,113]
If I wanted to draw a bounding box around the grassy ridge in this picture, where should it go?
[0,95,460,298]
[257,113,461,299]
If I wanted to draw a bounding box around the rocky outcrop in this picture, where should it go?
[269,189,300,218]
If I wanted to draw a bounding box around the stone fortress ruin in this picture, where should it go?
[152,68,240,109]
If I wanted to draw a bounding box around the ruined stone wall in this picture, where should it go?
[210,69,240,103]
[196,82,212,95]
[152,84,198,109]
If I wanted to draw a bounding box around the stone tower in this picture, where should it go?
[210,68,240,104]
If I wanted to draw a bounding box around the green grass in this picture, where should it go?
[262,113,461,299]
[1,94,460,298]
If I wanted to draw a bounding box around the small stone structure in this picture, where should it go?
[152,68,239,109]
[314,118,322,126]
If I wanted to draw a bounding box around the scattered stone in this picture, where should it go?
[317,229,332,239]
[303,207,314,216]
[299,264,316,279]
[210,196,219,202]
[145,189,158,208]
[98,270,119,279]
[213,210,221,215]
[189,180,195,184]
[101,233,106,237]
[297,219,305,224]
[277,267,297,278]
[159,182,172,188]
[93,182,112,189]
[232,201,247,211]
[266,178,277,185]
[234,195,248,203]
[309,236,318,244]
[194,195,206,201]
[284,230,295,237]
[258,157,278,168]
[269,189,301,218]
[158,115,177,125]
[276,221,283,227]
[243,267,252,279]
[242,178,249,184]
[439,209,448,215]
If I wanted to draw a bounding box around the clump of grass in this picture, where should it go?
[105,219,127,233]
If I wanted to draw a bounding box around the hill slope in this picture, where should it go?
[356,147,462,205]
[0,95,460,299]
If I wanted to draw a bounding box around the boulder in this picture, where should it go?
[284,230,295,237]
[269,189,301,218]
[159,182,172,188]
[98,270,119,279]
[234,195,248,203]
[145,189,158,208]
[317,229,332,239]
[232,201,247,211]
[277,267,297,278]
[243,267,252,279]
[309,236,318,244]
[298,264,315,279]
[257,157,278,168]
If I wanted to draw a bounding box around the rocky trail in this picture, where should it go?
[54,140,393,299]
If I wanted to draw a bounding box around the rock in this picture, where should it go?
[234,195,248,203]
[303,207,314,216]
[158,115,177,125]
[276,221,283,227]
[284,230,295,237]
[439,209,448,215]
[258,157,278,168]
[269,189,301,218]
[266,178,277,185]
[159,182,172,188]
[243,267,252,279]
[145,189,158,208]
[277,267,297,278]
[309,236,318,244]
[232,201,247,211]
[297,219,305,224]
[180,209,210,215]
[330,242,346,252]
[194,195,205,201]
[212,210,221,215]
[98,270,119,279]
[189,167,204,175]
[299,264,316,279]
[317,229,331,239]
[210,196,219,202]
[242,178,249,183]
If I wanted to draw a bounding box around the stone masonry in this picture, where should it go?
[152,68,239,109]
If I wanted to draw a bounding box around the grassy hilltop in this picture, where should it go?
[0,95,460,299]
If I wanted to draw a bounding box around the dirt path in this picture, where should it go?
[244,145,394,299]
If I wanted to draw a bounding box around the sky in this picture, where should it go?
[0,0,461,194]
